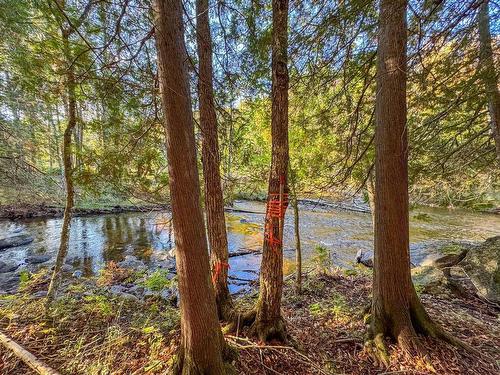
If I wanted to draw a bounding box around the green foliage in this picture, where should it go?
[19,270,31,287]
[0,0,498,210]
[312,245,333,273]
[83,294,114,318]
[142,270,173,292]
[308,293,350,320]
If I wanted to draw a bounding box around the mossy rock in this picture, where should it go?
[462,236,500,302]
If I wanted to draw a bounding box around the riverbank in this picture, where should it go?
[0,266,498,374]
[0,203,170,221]
[1,197,498,222]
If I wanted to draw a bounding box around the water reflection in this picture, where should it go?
[0,201,498,293]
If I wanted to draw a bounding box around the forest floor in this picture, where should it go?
[0,267,498,374]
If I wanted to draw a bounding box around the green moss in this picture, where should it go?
[412,212,432,222]
[142,270,173,291]
[440,243,464,255]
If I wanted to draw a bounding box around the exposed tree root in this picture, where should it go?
[364,294,485,368]
[224,308,288,343]
[172,346,231,375]
[223,309,256,335]
[249,316,287,343]
[216,290,236,322]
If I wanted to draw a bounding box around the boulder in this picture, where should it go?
[0,261,19,273]
[61,264,74,273]
[117,255,146,270]
[0,234,33,250]
[33,290,48,299]
[355,250,373,268]
[0,272,21,293]
[461,236,500,302]
[26,254,51,264]
[412,266,449,295]
[72,270,83,278]
[108,285,139,301]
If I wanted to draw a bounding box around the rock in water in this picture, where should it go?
[72,270,83,278]
[0,234,34,250]
[26,255,51,264]
[462,236,500,303]
[355,250,373,268]
[117,255,146,270]
[0,261,19,273]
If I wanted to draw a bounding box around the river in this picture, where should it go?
[0,200,499,294]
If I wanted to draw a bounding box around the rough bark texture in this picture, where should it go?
[290,173,302,294]
[366,169,375,226]
[292,194,302,294]
[0,332,60,375]
[478,0,500,160]
[369,0,442,365]
[253,0,290,342]
[153,0,225,373]
[196,0,232,320]
[46,25,76,306]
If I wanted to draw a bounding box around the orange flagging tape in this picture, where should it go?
[264,191,289,250]
[212,261,230,285]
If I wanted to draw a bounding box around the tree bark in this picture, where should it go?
[0,331,60,375]
[291,174,301,294]
[366,169,375,226]
[153,0,226,373]
[196,0,232,320]
[368,0,463,365]
[46,25,76,307]
[253,0,290,342]
[478,0,500,160]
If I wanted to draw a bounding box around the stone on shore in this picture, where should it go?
[0,234,33,250]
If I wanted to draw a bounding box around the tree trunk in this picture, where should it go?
[290,173,301,294]
[366,169,375,226]
[153,0,226,373]
[367,0,471,366]
[253,0,290,343]
[478,0,500,160]
[196,0,232,320]
[46,28,76,306]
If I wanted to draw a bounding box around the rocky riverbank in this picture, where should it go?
[0,203,170,220]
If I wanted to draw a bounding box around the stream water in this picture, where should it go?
[0,200,499,294]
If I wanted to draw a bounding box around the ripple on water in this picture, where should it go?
[0,201,498,291]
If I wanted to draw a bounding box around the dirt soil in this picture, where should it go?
[0,270,498,374]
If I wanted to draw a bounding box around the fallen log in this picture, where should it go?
[299,198,370,214]
[224,207,265,215]
[229,248,262,258]
[0,331,60,375]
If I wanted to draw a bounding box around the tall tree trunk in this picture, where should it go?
[290,171,301,294]
[366,169,375,226]
[367,0,474,366]
[46,29,76,306]
[196,0,232,320]
[253,0,290,342]
[153,0,226,373]
[478,0,500,160]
